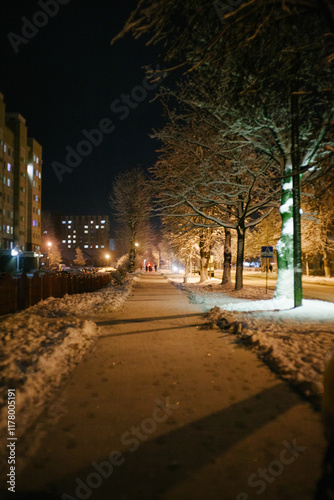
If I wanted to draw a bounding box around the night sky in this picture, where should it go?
[0,0,166,218]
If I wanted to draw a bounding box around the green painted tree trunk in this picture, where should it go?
[275,164,294,300]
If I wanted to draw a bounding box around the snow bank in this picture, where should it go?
[0,279,133,444]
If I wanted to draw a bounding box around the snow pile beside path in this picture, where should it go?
[205,303,334,408]
[0,279,133,441]
[29,279,134,317]
[0,316,97,439]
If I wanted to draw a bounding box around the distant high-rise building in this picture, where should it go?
[0,93,42,271]
[56,214,111,266]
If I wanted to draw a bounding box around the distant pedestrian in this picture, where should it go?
[154,264,157,272]
[145,265,148,272]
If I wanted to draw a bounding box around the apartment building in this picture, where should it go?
[56,214,111,266]
[0,93,42,271]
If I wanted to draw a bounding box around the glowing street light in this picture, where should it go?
[106,254,110,267]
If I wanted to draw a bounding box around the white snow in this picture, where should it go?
[0,279,134,444]
[282,181,293,190]
[167,273,334,407]
[281,217,294,235]
[274,268,294,299]
[279,196,293,213]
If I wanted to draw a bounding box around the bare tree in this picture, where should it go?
[114,0,334,301]
[109,167,152,272]
[151,107,280,289]
[301,177,334,277]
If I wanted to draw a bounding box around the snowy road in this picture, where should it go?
[213,271,334,302]
[8,274,326,500]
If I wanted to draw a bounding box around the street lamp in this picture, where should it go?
[106,254,110,267]
[11,247,20,271]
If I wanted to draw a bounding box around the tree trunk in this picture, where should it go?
[235,224,245,290]
[323,249,331,277]
[222,227,232,284]
[128,230,136,272]
[305,257,309,276]
[199,233,211,283]
[274,162,294,300]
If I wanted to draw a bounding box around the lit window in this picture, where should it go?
[36,158,39,164]
[68,240,72,243]
[68,220,72,224]
[68,225,71,229]
[38,209,40,215]
[32,220,36,227]
[33,155,36,161]
[3,177,6,184]
[35,195,38,202]
[4,145,6,152]
[7,163,11,172]
[62,221,66,224]
[62,240,66,244]
[101,220,106,224]
[84,230,88,234]
[33,181,36,187]
[39,172,41,179]
[90,221,94,224]
[68,245,71,248]
[7,179,10,187]
[101,245,105,248]
[84,245,88,248]
[84,225,88,229]
[7,226,10,234]
[101,225,105,229]
[96,245,99,248]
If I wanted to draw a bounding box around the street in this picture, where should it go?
[212,271,334,303]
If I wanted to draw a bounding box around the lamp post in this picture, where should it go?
[47,242,52,268]
[106,254,110,267]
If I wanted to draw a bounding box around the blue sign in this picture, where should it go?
[261,246,274,257]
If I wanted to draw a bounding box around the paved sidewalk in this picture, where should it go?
[15,274,325,499]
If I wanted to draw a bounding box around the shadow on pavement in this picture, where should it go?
[15,382,302,500]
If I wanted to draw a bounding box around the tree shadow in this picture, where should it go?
[15,382,302,500]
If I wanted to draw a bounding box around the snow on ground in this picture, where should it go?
[167,272,334,409]
[0,278,134,444]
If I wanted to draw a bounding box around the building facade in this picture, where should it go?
[0,93,42,271]
[56,214,111,266]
